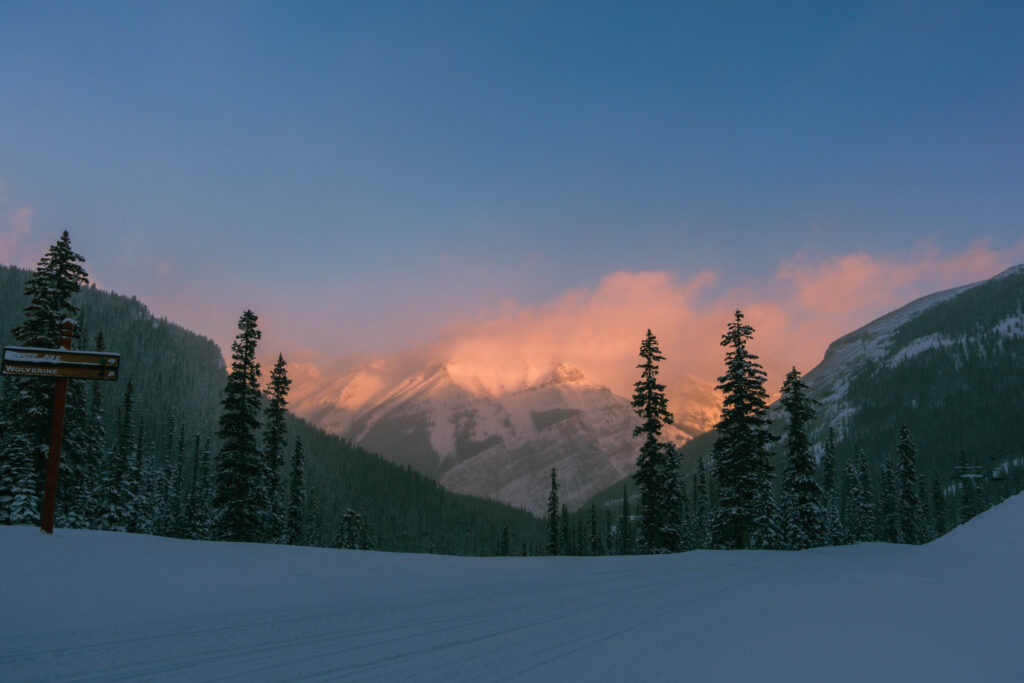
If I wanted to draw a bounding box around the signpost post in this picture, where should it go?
[2,320,121,534]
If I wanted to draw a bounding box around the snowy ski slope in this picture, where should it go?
[2,495,1022,681]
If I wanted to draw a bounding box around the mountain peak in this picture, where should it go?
[532,362,587,389]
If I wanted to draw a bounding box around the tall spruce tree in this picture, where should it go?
[1,230,89,525]
[896,424,925,544]
[589,503,603,556]
[843,449,876,542]
[261,353,291,542]
[182,436,214,540]
[693,456,710,548]
[710,310,776,549]
[617,486,632,554]
[285,436,306,545]
[559,503,570,553]
[94,380,142,532]
[630,330,681,553]
[546,467,560,555]
[779,368,824,549]
[879,455,900,543]
[819,429,844,545]
[931,474,947,537]
[214,310,264,542]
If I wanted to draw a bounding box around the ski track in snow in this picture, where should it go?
[2,496,1023,682]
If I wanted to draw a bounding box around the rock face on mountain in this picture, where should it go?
[293,360,687,514]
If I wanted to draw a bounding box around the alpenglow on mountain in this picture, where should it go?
[291,359,691,514]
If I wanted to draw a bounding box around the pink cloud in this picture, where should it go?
[414,241,1024,430]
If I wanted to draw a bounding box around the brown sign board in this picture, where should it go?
[1,346,120,381]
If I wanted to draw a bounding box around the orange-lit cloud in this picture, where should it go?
[408,240,1024,429]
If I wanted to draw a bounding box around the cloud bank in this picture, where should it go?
[405,241,1024,429]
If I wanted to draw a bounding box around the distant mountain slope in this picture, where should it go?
[803,263,1024,476]
[1,264,544,553]
[293,358,690,515]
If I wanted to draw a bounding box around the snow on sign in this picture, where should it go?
[1,346,120,381]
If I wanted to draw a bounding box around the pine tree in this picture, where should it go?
[819,429,844,545]
[306,492,323,546]
[751,482,785,550]
[779,367,824,549]
[589,504,603,556]
[285,436,306,545]
[546,467,560,555]
[896,424,925,544]
[617,486,632,555]
[94,380,142,532]
[214,310,263,542]
[931,474,947,537]
[1,230,89,525]
[498,525,511,556]
[335,508,373,549]
[915,472,931,544]
[710,310,776,549]
[604,508,613,555]
[80,332,109,527]
[182,436,214,540]
[261,354,291,542]
[559,503,570,554]
[878,456,900,543]
[630,330,681,553]
[843,449,876,542]
[693,456,710,548]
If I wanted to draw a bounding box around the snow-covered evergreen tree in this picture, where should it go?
[182,436,214,540]
[693,456,710,548]
[878,455,900,543]
[214,310,263,542]
[896,424,926,544]
[285,436,306,545]
[779,367,824,549]
[546,467,560,555]
[559,503,570,554]
[843,449,876,542]
[931,474,947,537]
[819,430,844,545]
[498,525,511,556]
[630,330,681,553]
[335,508,374,550]
[589,503,603,556]
[261,353,291,542]
[1,230,89,525]
[617,486,632,555]
[710,310,776,549]
[94,380,143,532]
[751,482,785,550]
[306,492,323,546]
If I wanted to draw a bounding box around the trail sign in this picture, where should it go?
[2,347,120,381]
[4,321,122,534]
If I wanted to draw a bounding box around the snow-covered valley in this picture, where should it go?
[3,494,1023,681]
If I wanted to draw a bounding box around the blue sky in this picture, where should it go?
[1,1,1022,362]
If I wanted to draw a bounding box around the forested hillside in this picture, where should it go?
[0,263,544,555]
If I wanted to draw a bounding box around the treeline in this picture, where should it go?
[0,233,544,554]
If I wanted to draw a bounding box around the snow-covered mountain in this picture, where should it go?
[798,264,1024,434]
[292,359,691,514]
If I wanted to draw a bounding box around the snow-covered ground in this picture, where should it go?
[3,497,1023,682]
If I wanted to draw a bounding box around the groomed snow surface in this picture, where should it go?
[3,498,1023,682]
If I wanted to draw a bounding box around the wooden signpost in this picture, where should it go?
[1,320,121,534]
